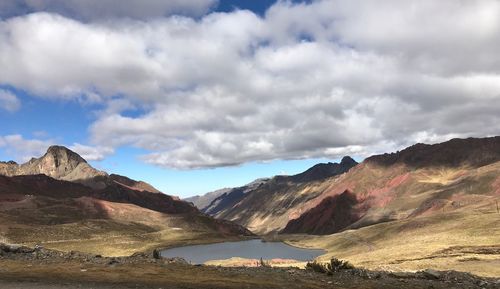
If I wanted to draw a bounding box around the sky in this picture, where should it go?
[0,0,499,197]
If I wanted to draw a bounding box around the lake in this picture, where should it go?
[160,239,325,264]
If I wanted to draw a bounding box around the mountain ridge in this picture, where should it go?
[195,156,359,233]
[0,145,253,256]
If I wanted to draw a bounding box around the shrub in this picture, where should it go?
[258,257,271,267]
[327,258,354,272]
[306,258,354,275]
[305,260,328,273]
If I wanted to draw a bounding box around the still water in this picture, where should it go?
[160,239,325,264]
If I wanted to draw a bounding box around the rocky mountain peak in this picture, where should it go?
[43,145,87,167]
[0,145,107,188]
[340,156,357,166]
[286,156,358,183]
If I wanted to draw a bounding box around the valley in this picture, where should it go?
[1,137,499,288]
[187,137,500,277]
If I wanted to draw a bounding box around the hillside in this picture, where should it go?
[0,146,252,256]
[194,136,500,276]
[197,156,358,234]
[282,136,500,235]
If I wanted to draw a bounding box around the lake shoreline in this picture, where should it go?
[160,239,325,264]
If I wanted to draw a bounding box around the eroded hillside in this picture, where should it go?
[0,146,253,256]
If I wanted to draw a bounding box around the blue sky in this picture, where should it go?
[0,0,348,197]
[0,83,344,196]
[1,0,499,197]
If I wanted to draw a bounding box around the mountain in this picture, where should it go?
[198,156,358,234]
[0,146,252,256]
[287,156,358,183]
[274,137,500,276]
[198,137,500,237]
[281,136,500,235]
[365,137,500,168]
[184,188,232,210]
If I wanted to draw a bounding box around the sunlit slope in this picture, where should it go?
[209,137,500,237]
[286,208,500,277]
[211,157,358,234]
[0,146,253,256]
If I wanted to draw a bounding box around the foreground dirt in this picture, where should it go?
[0,280,134,289]
[1,244,499,289]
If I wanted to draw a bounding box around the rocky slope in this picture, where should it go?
[196,156,358,234]
[200,178,270,215]
[280,136,500,235]
[197,137,500,237]
[0,146,107,189]
[0,146,253,256]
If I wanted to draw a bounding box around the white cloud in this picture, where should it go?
[0,134,114,163]
[0,89,21,112]
[1,1,500,168]
[0,134,52,162]
[0,0,217,20]
[69,143,114,161]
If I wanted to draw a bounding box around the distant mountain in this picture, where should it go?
[200,178,270,215]
[0,145,107,189]
[0,146,253,256]
[0,146,169,194]
[199,156,358,234]
[184,188,232,210]
[198,136,500,236]
[287,156,358,183]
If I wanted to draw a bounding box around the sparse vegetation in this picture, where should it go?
[258,257,271,267]
[0,235,11,244]
[306,258,354,275]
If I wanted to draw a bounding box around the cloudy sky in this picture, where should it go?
[1,0,499,197]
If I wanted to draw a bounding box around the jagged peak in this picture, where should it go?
[288,156,358,183]
[341,156,357,165]
[43,145,87,164]
[365,136,500,168]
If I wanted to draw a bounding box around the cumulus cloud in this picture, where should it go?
[0,89,21,112]
[0,0,217,20]
[0,134,113,162]
[69,143,114,161]
[0,134,52,162]
[1,0,500,168]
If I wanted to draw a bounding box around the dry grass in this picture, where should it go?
[284,210,500,277]
[0,195,251,257]
[0,259,329,289]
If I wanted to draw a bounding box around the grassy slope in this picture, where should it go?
[257,161,500,277]
[0,196,248,256]
[285,209,500,277]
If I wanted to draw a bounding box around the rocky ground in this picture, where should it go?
[1,243,499,289]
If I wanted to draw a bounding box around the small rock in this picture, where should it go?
[423,269,441,280]
[390,271,414,279]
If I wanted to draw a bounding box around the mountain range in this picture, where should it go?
[191,137,500,235]
[1,136,499,276]
[184,136,500,275]
[0,146,252,256]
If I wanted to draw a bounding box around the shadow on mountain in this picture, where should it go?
[366,136,500,168]
[281,190,362,235]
